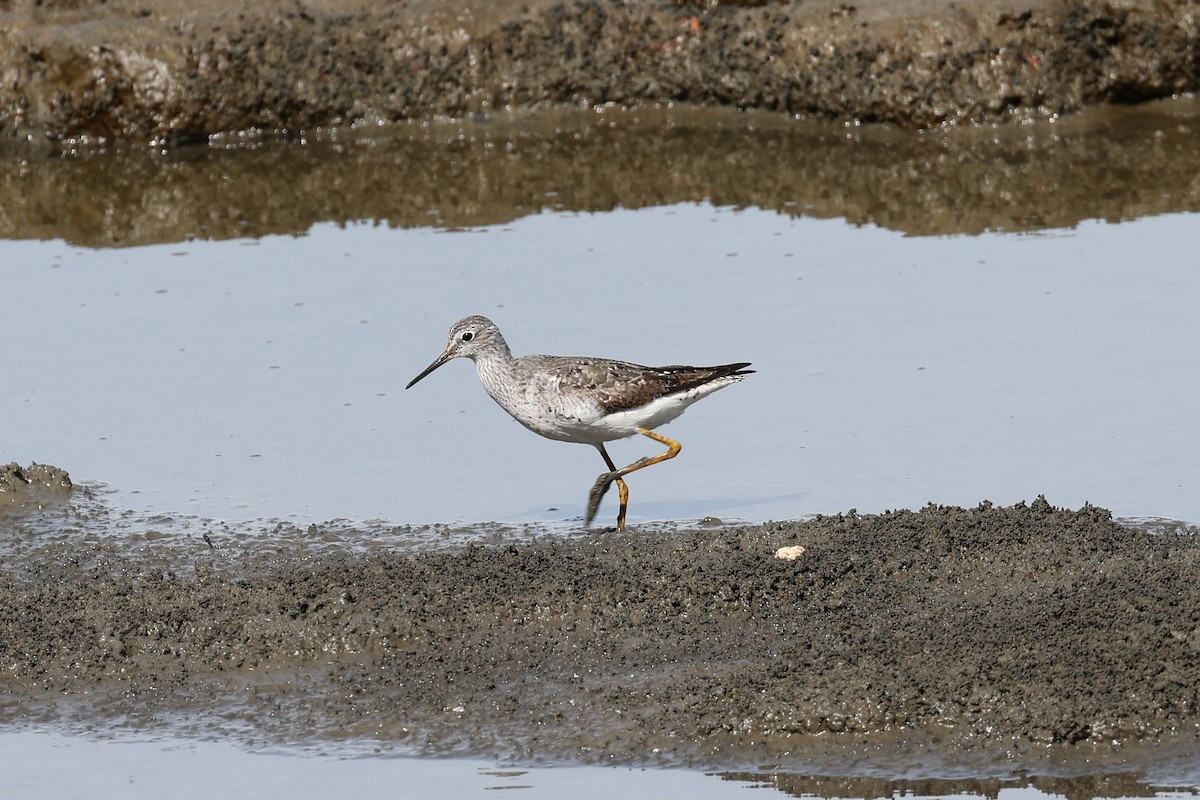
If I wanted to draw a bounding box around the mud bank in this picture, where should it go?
[2,491,1198,772]
[0,0,1196,143]
[0,462,72,509]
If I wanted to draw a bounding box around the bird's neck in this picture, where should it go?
[472,344,517,400]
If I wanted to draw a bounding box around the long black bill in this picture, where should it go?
[405,351,453,390]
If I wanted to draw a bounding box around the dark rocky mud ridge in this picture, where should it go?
[0,462,73,509]
[0,0,1196,143]
[2,466,1198,777]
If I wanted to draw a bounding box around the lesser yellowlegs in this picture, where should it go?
[406,315,753,530]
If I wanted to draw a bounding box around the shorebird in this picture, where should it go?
[406,315,753,530]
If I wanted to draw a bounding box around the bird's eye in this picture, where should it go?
[461,331,475,342]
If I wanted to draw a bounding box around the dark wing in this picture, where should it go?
[541,357,753,414]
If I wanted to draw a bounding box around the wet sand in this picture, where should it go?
[2,466,1198,774]
[0,0,1196,143]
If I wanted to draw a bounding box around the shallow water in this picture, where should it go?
[3,101,1198,531]
[5,729,1200,800]
[2,190,1198,528]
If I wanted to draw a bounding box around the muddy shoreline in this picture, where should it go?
[2,468,1198,774]
[0,462,73,509]
[0,0,1196,143]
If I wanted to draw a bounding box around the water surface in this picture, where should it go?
[5,729,1200,800]
[2,202,1197,527]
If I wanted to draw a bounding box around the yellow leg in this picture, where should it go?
[615,480,630,529]
[621,429,682,477]
[586,430,682,530]
[595,445,631,530]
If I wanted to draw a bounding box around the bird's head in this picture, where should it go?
[406,315,504,389]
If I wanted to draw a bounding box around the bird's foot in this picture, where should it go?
[585,470,620,527]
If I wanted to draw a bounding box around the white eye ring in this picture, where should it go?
[461,331,475,342]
